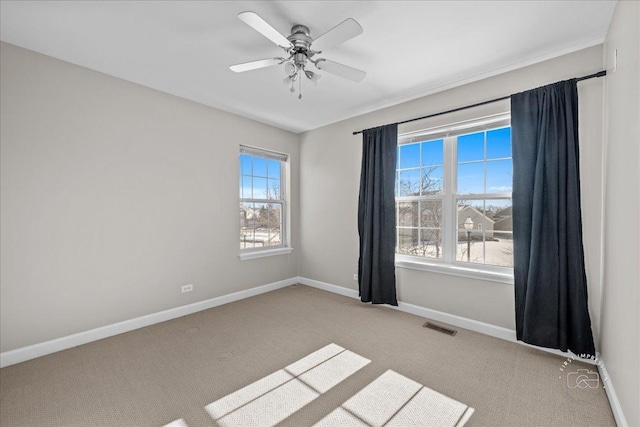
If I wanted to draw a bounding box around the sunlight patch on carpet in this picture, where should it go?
[163,419,187,427]
[205,343,370,426]
[167,345,474,427]
[315,370,475,427]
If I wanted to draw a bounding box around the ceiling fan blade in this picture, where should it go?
[238,11,291,48]
[312,18,363,52]
[315,59,366,82]
[229,58,283,73]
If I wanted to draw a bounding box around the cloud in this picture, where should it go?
[488,186,512,192]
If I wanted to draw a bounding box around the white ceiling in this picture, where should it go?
[0,1,616,133]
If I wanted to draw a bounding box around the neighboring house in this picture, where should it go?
[240,205,258,228]
[493,206,513,237]
[457,205,495,239]
[240,205,265,247]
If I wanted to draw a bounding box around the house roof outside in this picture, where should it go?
[457,205,496,223]
[494,206,512,218]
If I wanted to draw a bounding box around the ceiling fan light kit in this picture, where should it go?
[229,11,366,100]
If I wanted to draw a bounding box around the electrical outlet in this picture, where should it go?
[353,274,358,281]
[181,284,193,293]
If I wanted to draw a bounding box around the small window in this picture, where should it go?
[239,146,288,254]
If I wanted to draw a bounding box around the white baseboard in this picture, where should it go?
[297,276,360,299]
[297,276,516,339]
[0,277,297,368]
[597,355,628,427]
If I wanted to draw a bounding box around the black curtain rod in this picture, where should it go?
[352,70,607,136]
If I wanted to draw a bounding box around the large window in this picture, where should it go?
[395,115,513,277]
[239,146,288,255]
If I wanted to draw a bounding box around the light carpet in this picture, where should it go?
[0,284,614,426]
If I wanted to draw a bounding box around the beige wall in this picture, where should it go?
[299,46,605,340]
[601,1,640,425]
[0,42,299,352]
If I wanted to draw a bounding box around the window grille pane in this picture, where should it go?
[267,178,281,200]
[487,127,511,159]
[252,177,268,199]
[421,166,443,195]
[240,154,251,176]
[267,160,281,180]
[396,201,442,259]
[457,131,484,162]
[265,203,282,247]
[240,202,258,249]
[457,162,484,194]
[419,199,442,259]
[398,202,419,227]
[419,200,442,228]
[399,143,420,169]
[398,169,421,196]
[396,228,442,259]
[419,228,442,259]
[241,176,252,199]
[489,199,513,267]
[397,228,419,254]
[457,199,486,264]
[486,159,512,193]
[253,157,267,177]
[421,139,443,167]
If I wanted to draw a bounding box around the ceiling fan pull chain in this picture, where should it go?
[298,71,302,100]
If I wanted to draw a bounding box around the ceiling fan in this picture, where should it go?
[229,12,366,99]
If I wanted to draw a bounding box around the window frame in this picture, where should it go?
[395,113,514,284]
[239,145,292,260]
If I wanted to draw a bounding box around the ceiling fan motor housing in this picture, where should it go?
[288,25,313,53]
[286,25,315,72]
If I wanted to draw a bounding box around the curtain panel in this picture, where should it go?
[511,79,595,357]
[358,124,398,306]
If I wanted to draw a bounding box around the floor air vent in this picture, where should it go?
[423,322,457,336]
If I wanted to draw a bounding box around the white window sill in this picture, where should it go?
[395,257,514,284]
[239,247,294,261]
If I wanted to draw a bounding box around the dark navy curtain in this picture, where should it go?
[511,79,595,357]
[358,124,398,305]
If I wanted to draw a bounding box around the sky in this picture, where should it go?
[240,154,281,200]
[397,127,512,196]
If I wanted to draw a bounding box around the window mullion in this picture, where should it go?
[281,160,286,249]
[396,202,399,253]
[443,136,456,264]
